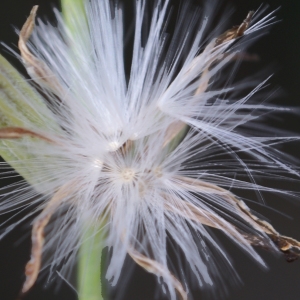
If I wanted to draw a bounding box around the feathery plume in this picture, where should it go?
[0,1,299,299]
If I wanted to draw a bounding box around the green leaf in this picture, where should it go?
[0,54,58,185]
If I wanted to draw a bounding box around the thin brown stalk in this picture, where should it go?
[0,127,56,144]
[163,12,254,148]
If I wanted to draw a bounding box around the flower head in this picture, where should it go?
[0,1,299,299]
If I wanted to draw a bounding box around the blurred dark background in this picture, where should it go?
[0,0,299,299]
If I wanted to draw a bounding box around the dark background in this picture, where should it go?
[0,0,299,299]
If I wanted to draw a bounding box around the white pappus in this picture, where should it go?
[0,0,299,299]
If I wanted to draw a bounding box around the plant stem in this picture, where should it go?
[61,1,106,299]
[79,226,105,300]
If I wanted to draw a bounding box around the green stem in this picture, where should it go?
[61,0,87,36]
[61,1,106,299]
[79,226,105,300]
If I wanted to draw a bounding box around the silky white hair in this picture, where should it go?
[0,0,299,299]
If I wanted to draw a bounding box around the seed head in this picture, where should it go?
[0,1,299,299]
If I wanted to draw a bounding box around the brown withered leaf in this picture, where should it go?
[127,246,188,300]
[19,6,64,95]
[20,182,74,295]
[215,11,254,46]
[176,176,300,260]
[164,194,278,252]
